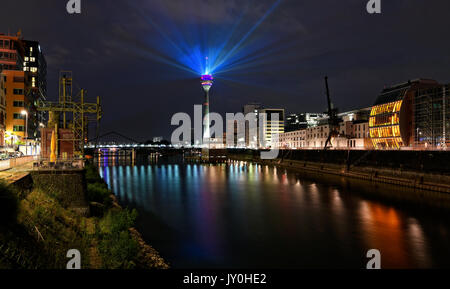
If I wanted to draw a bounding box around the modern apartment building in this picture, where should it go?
[0,32,46,145]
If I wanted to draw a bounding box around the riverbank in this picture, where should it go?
[0,163,169,269]
[227,150,450,194]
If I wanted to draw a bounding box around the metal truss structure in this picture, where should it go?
[36,71,102,156]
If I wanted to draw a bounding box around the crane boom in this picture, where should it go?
[323,76,339,149]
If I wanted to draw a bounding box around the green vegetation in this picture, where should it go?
[97,209,139,269]
[86,164,112,208]
[1,187,92,269]
[18,189,92,268]
[85,164,141,268]
[0,163,168,269]
[85,163,104,184]
[87,182,112,207]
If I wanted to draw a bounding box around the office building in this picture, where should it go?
[243,103,262,148]
[414,84,450,149]
[23,40,47,133]
[285,112,327,132]
[279,108,371,150]
[369,79,439,149]
[259,108,284,148]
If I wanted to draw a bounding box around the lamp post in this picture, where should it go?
[21,110,28,154]
[21,110,28,141]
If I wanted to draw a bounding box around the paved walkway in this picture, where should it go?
[0,161,34,184]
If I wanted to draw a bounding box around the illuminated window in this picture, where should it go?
[13,125,25,132]
[13,113,25,119]
[13,89,24,95]
[13,101,24,107]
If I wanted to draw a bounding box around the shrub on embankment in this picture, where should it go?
[0,187,92,269]
[97,208,139,269]
[85,163,158,268]
[85,164,112,210]
[0,181,18,225]
[0,163,168,269]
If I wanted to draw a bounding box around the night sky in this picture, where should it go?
[1,0,450,141]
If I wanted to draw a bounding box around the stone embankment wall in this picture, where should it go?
[30,170,89,216]
[227,149,450,194]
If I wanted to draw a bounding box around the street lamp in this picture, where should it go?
[21,110,28,142]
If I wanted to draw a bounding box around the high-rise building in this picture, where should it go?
[285,112,328,132]
[0,34,23,70]
[23,40,47,134]
[243,103,262,115]
[242,103,262,148]
[0,32,46,145]
[259,108,284,148]
[3,70,26,145]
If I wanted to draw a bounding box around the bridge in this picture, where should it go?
[84,131,174,149]
[84,131,185,163]
[83,131,237,163]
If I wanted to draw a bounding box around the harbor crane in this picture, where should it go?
[323,76,340,149]
[36,71,102,157]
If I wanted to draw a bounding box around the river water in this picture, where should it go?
[98,159,450,268]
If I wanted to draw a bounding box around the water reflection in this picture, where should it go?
[99,160,450,268]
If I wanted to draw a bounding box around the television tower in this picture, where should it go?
[201,73,213,144]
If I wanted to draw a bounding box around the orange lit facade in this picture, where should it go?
[0,72,5,145]
[3,70,27,143]
[369,79,439,149]
[1,33,46,146]
[1,34,25,145]
[369,100,403,148]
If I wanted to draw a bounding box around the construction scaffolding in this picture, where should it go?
[37,71,102,157]
[414,84,450,149]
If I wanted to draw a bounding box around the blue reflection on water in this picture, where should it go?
[98,161,450,269]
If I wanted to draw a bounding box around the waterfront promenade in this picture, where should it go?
[0,158,35,184]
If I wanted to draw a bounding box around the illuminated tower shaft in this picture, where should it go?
[201,75,213,145]
[204,88,210,140]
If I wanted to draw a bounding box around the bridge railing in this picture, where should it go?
[84,143,174,149]
[0,156,38,172]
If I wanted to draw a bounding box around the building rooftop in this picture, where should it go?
[374,79,439,106]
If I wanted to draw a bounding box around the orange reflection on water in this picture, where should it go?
[358,201,413,268]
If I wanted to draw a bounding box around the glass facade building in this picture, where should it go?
[369,79,439,149]
[414,84,450,148]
